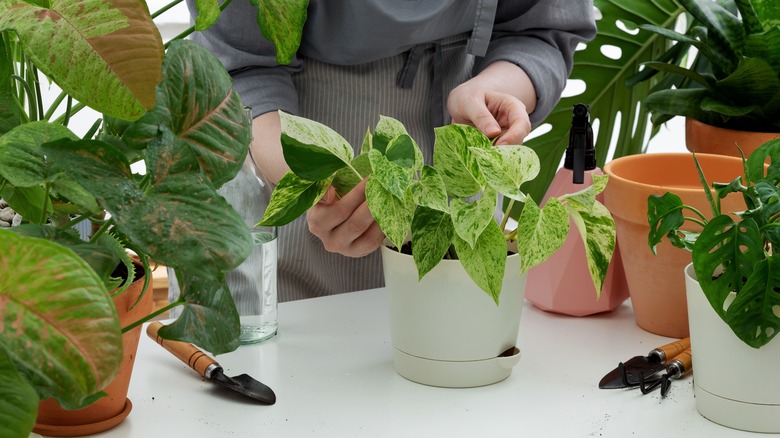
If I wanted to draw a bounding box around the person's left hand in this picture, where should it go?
[447,61,536,145]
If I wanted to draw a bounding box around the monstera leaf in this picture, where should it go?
[523,0,684,206]
[0,0,164,120]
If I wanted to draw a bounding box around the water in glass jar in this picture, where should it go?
[234,229,278,344]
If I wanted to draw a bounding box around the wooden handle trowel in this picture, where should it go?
[146,321,276,405]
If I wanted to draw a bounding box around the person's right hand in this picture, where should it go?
[306,179,386,258]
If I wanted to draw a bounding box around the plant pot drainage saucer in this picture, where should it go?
[393,347,521,388]
[33,398,132,437]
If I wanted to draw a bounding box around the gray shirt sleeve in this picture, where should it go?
[480,0,597,125]
[188,0,596,123]
[186,0,302,117]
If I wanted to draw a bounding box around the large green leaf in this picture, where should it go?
[410,166,449,213]
[432,124,490,198]
[523,0,684,206]
[160,271,240,355]
[516,197,569,274]
[252,0,307,65]
[259,171,331,226]
[365,176,413,250]
[42,138,252,277]
[410,206,454,280]
[123,40,250,187]
[470,145,539,202]
[0,348,37,438]
[278,111,353,182]
[0,121,77,187]
[0,0,164,120]
[450,187,497,249]
[0,34,21,135]
[565,200,616,297]
[452,220,507,304]
[368,149,412,200]
[0,230,122,409]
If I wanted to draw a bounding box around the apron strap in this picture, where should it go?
[467,0,498,57]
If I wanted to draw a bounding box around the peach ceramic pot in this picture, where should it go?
[686,118,780,158]
[603,153,745,338]
[34,263,152,437]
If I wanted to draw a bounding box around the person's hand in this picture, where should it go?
[447,60,537,145]
[306,179,385,257]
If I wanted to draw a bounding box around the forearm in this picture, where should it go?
[250,111,289,185]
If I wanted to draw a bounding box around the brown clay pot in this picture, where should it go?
[34,263,152,437]
[686,118,780,158]
[603,153,746,338]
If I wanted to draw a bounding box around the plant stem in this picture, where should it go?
[122,301,181,333]
[11,74,36,120]
[90,217,114,242]
[164,0,233,48]
[682,205,708,223]
[38,183,50,224]
[43,91,66,121]
[151,0,183,19]
[31,65,44,122]
[500,198,515,233]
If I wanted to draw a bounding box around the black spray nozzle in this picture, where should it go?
[564,103,596,184]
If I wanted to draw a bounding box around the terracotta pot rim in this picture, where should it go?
[686,118,780,136]
[604,152,743,195]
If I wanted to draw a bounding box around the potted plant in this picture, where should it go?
[648,139,780,432]
[259,111,616,387]
[631,0,780,157]
[0,0,307,436]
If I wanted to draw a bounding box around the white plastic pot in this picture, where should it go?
[685,263,780,433]
[381,245,525,388]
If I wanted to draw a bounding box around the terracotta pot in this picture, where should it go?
[603,153,745,338]
[685,118,780,158]
[34,263,152,437]
[685,264,780,433]
[382,245,524,388]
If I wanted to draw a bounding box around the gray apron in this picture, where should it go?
[171,2,499,304]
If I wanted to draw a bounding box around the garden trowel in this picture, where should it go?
[146,321,276,405]
[599,337,691,389]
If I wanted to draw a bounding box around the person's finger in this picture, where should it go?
[317,186,336,205]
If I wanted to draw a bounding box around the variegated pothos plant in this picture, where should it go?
[260,112,616,304]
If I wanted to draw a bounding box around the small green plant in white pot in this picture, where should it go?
[260,111,616,387]
[648,139,780,432]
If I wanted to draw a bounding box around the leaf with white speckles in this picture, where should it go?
[452,220,507,304]
[470,145,539,202]
[366,176,413,250]
[516,197,569,274]
[451,187,497,249]
[565,200,615,297]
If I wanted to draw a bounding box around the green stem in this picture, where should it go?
[11,74,36,120]
[122,301,181,333]
[682,205,708,223]
[164,0,233,48]
[89,217,114,243]
[151,0,184,18]
[684,216,707,228]
[500,198,515,233]
[31,65,44,122]
[62,214,89,229]
[43,91,67,121]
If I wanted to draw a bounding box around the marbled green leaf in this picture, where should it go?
[451,187,497,249]
[368,149,412,200]
[0,121,78,187]
[253,0,307,65]
[365,176,413,250]
[432,124,491,197]
[411,207,454,279]
[0,348,38,438]
[373,115,423,170]
[516,197,569,274]
[0,37,21,135]
[0,0,164,119]
[410,166,449,212]
[279,111,353,181]
[194,0,220,30]
[559,173,609,214]
[565,200,616,297]
[385,134,416,168]
[159,270,240,355]
[0,230,122,409]
[452,220,507,304]
[332,153,371,196]
[123,40,250,187]
[259,171,331,226]
[470,145,539,201]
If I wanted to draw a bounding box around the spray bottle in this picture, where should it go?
[524,104,628,316]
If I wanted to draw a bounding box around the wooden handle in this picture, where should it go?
[671,347,693,376]
[653,337,691,362]
[146,321,218,378]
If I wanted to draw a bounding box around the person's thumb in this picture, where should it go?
[470,109,502,140]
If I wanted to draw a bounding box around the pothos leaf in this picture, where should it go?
[365,176,413,250]
[565,200,616,297]
[452,220,507,304]
[411,207,454,280]
[259,171,331,226]
[279,111,353,181]
[432,124,490,198]
[368,149,413,200]
[410,166,449,212]
[516,197,569,275]
[450,187,497,249]
[470,145,539,202]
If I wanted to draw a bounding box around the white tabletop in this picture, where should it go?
[88,288,760,437]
